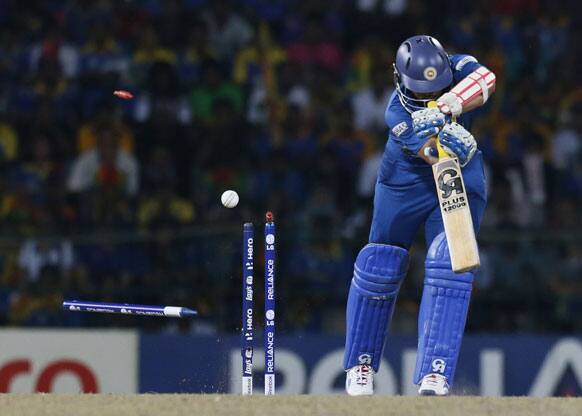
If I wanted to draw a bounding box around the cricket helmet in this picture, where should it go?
[393,35,452,112]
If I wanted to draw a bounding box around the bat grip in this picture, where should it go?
[436,140,448,159]
[427,101,449,159]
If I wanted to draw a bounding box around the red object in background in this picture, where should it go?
[98,165,121,186]
[286,42,343,72]
[113,90,134,100]
[0,359,98,393]
[41,40,59,61]
[266,211,274,222]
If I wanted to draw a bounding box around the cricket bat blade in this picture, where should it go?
[432,157,480,272]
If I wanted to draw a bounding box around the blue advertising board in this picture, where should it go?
[140,335,582,396]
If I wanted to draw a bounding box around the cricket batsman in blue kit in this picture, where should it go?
[344,35,496,396]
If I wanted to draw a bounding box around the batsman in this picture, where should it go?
[344,35,496,396]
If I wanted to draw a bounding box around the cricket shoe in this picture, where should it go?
[345,364,373,396]
[418,373,450,396]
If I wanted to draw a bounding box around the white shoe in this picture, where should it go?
[418,373,450,396]
[346,364,374,396]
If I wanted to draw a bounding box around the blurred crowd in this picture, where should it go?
[0,0,580,334]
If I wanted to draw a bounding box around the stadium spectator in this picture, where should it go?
[0,0,577,334]
[351,66,394,133]
[202,0,254,61]
[68,122,139,196]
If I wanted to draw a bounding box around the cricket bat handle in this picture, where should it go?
[427,101,452,160]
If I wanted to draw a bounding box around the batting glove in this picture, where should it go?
[411,108,446,141]
[438,122,477,167]
[436,92,463,117]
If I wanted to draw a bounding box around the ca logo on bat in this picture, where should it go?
[438,168,464,199]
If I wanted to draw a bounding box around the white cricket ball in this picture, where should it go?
[221,190,239,208]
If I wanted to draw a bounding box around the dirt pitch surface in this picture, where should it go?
[0,395,580,416]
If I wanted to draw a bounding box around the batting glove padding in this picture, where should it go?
[438,122,476,167]
[412,108,446,142]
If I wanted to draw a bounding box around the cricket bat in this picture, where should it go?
[429,101,480,272]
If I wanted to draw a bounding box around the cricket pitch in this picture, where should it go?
[0,394,580,416]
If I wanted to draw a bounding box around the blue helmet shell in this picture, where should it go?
[393,35,452,112]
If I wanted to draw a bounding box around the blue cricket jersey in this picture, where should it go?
[383,54,482,161]
[369,54,487,248]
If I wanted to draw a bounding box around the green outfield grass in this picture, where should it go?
[0,395,580,416]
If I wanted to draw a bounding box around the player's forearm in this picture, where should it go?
[437,67,496,116]
[460,83,496,113]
